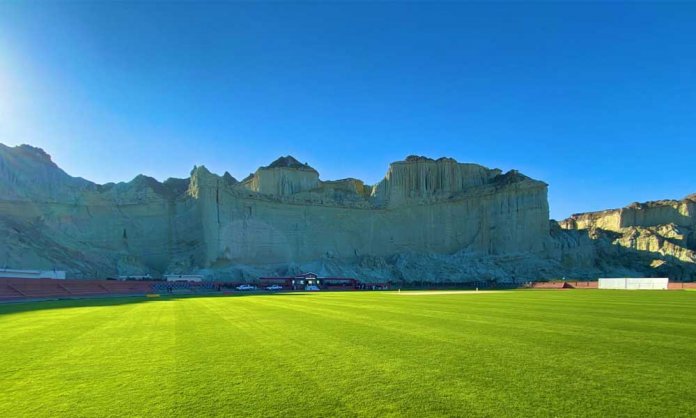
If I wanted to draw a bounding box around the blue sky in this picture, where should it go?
[0,2,694,219]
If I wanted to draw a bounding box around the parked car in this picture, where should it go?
[236,284,257,291]
[305,285,320,291]
[265,285,284,291]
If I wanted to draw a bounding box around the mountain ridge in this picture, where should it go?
[0,142,693,282]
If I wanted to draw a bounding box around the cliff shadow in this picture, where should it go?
[595,231,696,281]
[0,291,309,317]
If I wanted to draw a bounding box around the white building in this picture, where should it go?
[0,269,66,279]
[598,278,669,290]
[164,274,204,283]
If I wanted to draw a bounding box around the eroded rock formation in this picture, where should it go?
[0,145,551,280]
[557,196,696,280]
[0,143,693,282]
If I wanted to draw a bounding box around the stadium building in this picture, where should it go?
[259,273,360,290]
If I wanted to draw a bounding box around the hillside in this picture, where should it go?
[0,143,693,281]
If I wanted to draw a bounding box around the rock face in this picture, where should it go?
[241,156,320,196]
[0,144,94,200]
[560,198,696,232]
[557,196,696,280]
[0,145,551,280]
[0,143,693,282]
[186,155,549,271]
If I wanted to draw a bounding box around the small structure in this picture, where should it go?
[598,278,669,290]
[358,282,390,290]
[0,269,66,280]
[259,273,359,290]
[293,272,321,290]
[164,274,204,283]
[117,274,152,281]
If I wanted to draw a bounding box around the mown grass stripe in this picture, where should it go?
[0,290,694,417]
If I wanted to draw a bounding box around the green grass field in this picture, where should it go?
[1,290,695,417]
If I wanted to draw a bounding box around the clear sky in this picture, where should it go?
[0,2,694,219]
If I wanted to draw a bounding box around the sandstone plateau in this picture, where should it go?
[0,143,694,282]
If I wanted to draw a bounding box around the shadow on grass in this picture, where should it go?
[0,291,311,317]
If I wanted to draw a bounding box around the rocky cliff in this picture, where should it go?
[557,196,696,280]
[0,145,552,280]
[0,143,693,282]
[184,155,551,277]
